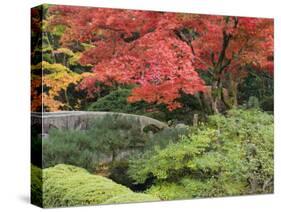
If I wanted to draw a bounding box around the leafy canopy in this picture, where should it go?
[48,6,273,110]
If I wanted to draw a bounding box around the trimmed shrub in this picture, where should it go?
[42,164,158,207]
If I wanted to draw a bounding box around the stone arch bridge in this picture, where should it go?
[31,111,168,135]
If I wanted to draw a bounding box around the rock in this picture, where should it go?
[175,123,188,129]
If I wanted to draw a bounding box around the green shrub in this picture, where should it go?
[128,128,216,183]
[87,114,148,161]
[43,114,150,171]
[31,165,43,207]
[108,127,187,190]
[43,113,185,176]
[43,164,130,207]
[147,178,216,200]
[209,109,274,194]
[42,164,158,207]
[42,129,99,171]
[146,182,188,200]
[128,109,274,198]
[87,88,148,114]
[144,127,187,150]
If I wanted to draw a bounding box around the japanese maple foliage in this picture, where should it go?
[177,14,273,111]
[48,5,273,111]
[48,6,206,110]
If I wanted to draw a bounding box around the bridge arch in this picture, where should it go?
[31,111,168,134]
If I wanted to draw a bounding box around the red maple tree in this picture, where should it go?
[177,15,274,112]
[48,6,273,112]
[48,6,206,110]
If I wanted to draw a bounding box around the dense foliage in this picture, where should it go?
[42,114,185,173]
[31,5,273,113]
[31,164,158,207]
[87,87,150,114]
[128,109,273,199]
[43,115,143,170]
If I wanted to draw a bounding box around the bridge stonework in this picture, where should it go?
[31,111,168,134]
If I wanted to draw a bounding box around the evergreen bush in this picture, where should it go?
[41,164,158,207]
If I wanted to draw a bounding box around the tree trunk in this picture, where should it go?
[231,81,238,107]
[211,81,221,114]
[222,74,239,109]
